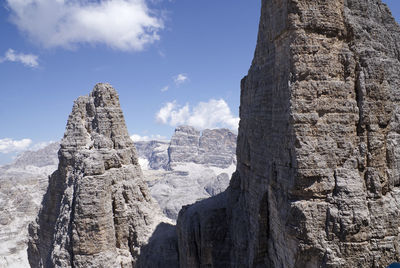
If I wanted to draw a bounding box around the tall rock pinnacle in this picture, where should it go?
[177,0,400,267]
[28,83,168,267]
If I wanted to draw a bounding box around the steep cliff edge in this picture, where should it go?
[27,84,171,267]
[177,0,400,267]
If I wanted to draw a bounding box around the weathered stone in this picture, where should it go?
[27,83,171,268]
[177,0,400,267]
[177,192,230,268]
[168,125,237,169]
[0,123,237,267]
[146,126,237,219]
[0,142,59,268]
[135,140,169,170]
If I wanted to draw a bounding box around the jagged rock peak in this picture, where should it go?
[28,83,170,268]
[62,83,135,154]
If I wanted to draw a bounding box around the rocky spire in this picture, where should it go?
[28,83,168,267]
[177,0,400,267]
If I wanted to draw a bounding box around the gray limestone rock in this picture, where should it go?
[145,126,237,220]
[177,0,400,267]
[134,140,169,170]
[0,143,59,268]
[27,84,172,268]
[168,126,201,167]
[204,173,230,196]
[168,125,237,169]
[177,192,230,268]
[0,124,236,267]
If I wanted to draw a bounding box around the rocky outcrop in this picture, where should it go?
[27,84,170,267]
[177,0,400,267]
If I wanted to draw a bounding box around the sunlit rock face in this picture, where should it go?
[177,0,400,267]
[27,84,171,268]
[168,125,237,169]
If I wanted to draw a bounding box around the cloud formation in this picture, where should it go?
[131,134,167,142]
[0,138,32,153]
[6,0,164,51]
[161,86,169,92]
[30,140,55,150]
[156,99,239,131]
[174,73,188,85]
[0,49,39,67]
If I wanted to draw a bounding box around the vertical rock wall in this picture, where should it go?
[177,0,400,267]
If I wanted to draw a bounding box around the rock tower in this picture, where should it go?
[28,84,168,267]
[177,0,400,267]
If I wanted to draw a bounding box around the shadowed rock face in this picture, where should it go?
[177,0,400,267]
[27,83,169,268]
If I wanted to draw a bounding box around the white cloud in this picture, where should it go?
[131,134,167,142]
[0,138,32,153]
[174,73,188,85]
[161,86,169,92]
[0,49,39,67]
[156,99,239,131]
[6,0,164,51]
[30,140,55,150]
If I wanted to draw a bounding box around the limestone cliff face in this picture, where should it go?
[177,0,400,267]
[27,84,168,268]
[168,125,237,169]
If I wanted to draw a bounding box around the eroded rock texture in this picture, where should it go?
[27,84,170,268]
[177,0,400,267]
[168,125,237,169]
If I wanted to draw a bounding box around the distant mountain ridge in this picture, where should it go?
[139,125,237,219]
[0,142,60,268]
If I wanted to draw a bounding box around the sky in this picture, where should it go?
[0,0,399,165]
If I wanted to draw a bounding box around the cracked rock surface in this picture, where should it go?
[27,84,170,268]
[177,0,400,267]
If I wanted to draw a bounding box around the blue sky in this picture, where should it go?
[0,0,399,165]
